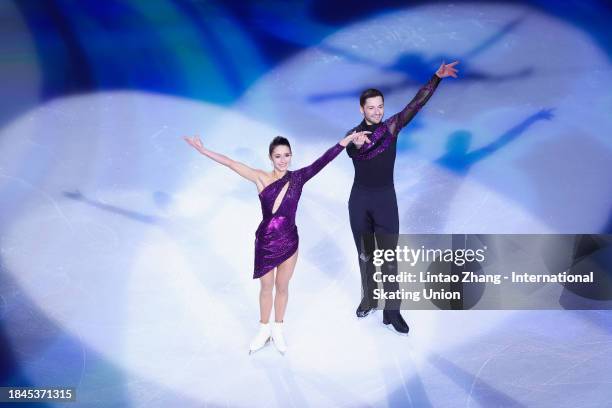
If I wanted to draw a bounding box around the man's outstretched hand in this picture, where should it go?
[436,61,460,78]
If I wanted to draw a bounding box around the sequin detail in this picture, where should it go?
[351,122,393,161]
[350,74,441,161]
[253,143,345,278]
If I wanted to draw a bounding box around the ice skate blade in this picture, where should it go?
[356,309,377,319]
[383,322,410,337]
[248,337,271,355]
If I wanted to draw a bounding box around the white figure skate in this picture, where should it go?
[271,321,287,355]
[249,322,271,355]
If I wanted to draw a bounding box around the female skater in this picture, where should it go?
[184,131,371,354]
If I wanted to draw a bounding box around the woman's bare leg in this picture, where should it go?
[259,269,275,323]
[274,250,298,322]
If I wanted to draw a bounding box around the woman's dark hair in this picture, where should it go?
[269,136,291,156]
[359,88,384,107]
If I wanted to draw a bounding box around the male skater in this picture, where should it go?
[346,61,459,334]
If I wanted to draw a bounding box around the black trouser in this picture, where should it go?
[348,184,401,311]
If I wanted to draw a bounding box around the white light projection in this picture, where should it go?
[1,3,612,408]
[2,90,446,406]
[0,91,412,406]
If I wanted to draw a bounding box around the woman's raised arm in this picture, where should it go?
[183,135,264,184]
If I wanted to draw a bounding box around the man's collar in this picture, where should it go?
[360,119,379,131]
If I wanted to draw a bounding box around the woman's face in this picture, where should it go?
[270,145,292,172]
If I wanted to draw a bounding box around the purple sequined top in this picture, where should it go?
[253,143,345,278]
[346,74,442,187]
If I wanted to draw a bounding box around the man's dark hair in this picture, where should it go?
[359,88,384,107]
[269,136,291,156]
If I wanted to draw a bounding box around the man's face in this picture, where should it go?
[360,96,384,125]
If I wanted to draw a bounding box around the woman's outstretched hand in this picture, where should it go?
[183,134,257,179]
[183,135,206,154]
[435,60,460,78]
[341,130,371,147]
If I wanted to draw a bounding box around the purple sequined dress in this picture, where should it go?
[253,143,345,278]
